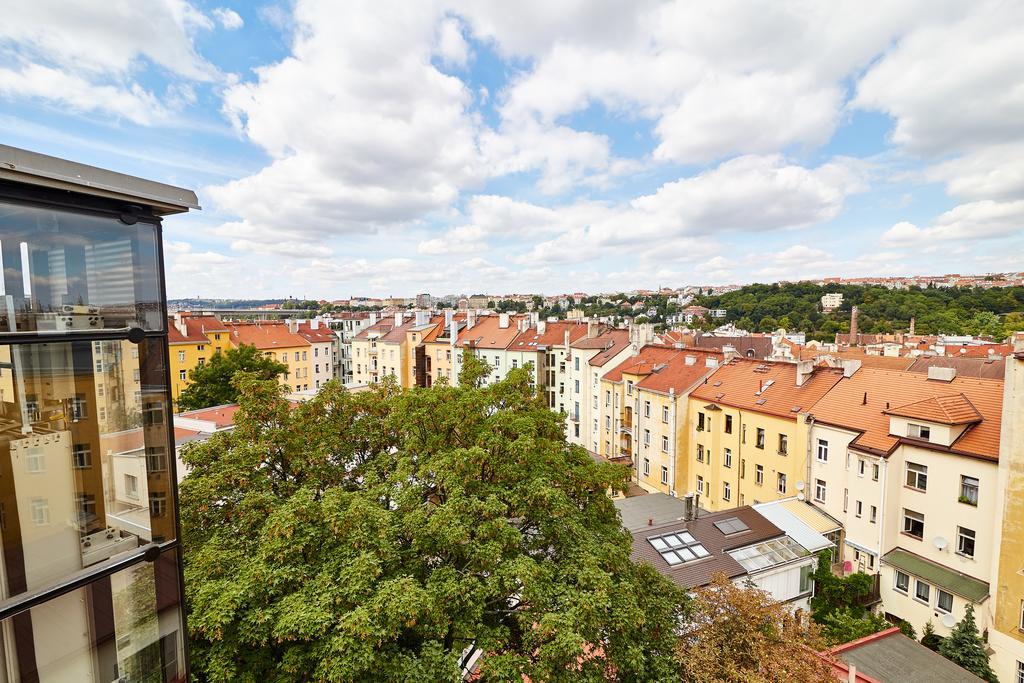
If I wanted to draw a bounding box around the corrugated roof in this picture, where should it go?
[810,368,1002,460]
[881,548,989,602]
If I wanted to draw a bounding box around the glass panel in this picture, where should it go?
[0,549,184,682]
[0,200,163,333]
[0,338,175,601]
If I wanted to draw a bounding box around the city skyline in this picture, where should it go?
[2,1,1023,298]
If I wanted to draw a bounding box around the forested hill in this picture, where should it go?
[693,283,1024,341]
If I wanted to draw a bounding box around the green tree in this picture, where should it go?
[176,344,288,411]
[921,620,944,652]
[182,355,686,682]
[809,551,873,621]
[817,608,891,645]
[939,605,998,682]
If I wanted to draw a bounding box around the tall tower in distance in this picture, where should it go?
[849,305,859,345]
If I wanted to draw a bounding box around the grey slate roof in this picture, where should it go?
[835,629,983,682]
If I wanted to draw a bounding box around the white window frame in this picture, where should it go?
[816,438,828,462]
[894,570,910,594]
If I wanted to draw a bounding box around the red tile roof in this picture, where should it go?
[509,321,589,350]
[572,329,632,367]
[296,322,337,344]
[225,322,310,350]
[456,315,524,350]
[810,368,1003,460]
[690,358,844,419]
[885,394,983,425]
[639,349,725,395]
[352,319,394,341]
[177,403,240,428]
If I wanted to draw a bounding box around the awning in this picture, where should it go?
[881,548,989,603]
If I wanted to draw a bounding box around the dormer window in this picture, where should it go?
[907,423,931,440]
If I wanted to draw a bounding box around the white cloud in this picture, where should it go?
[417,225,487,254]
[882,200,1024,246]
[926,143,1024,202]
[0,1,219,122]
[208,0,482,253]
[435,17,469,67]
[854,2,1024,156]
[213,8,244,30]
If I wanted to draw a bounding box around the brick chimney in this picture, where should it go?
[849,305,859,345]
[909,316,916,336]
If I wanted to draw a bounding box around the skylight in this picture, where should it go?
[648,530,711,566]
[713,517,750,535]
[728,536,809,572]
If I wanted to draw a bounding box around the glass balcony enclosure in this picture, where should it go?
[0,145,197,682]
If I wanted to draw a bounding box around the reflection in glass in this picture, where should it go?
[0,550,185,681]
[0,201,163,333]
[0,338,175,602]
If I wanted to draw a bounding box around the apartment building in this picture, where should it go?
[294,320,336,390]
[167,314,229,403]
[565,327,632,451]
[406,313,442,388]
[991,345,1024,682]
[687,359,844,512]
[452,313,524,386]
[421,311,464,386]
[599,346,724,494]
[505,319,589,411]
[377,313,419,387]
[351,318,395,385]
[324,311,373,383]
[0,145,190,679]
[225,321,313,393]
[808,365,1003,645]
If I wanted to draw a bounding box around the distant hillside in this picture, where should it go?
[693,283,1024,341]
[169,298,286,310]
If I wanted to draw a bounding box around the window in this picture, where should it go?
[281,353,288,362]
[870,505,877,523]
[915,580,931,603]
[696,475,704,495]
[661,466,669,485]
[644,400,651,417]
[643,429,651,447]
[725,415,733,433]
[605,390,611,406]
[697,412,705,431]
[196,358,205,368]
[814,479,826,503]
[179,369,187,381]
[605,416,611,430]
[294,352,300,361]
[903,509,925,539]
[574,379,580,393]
[1017,661,1024,683]
[178,350,186,362]
[755,464,764,486]
[125,474,139,499]
[150,492,167,518]
[742,424,747,443]
[30,498,49,526]
[197,345,205,352]
[648,530,711,566]
[72,443,92,468]
[957,527,976,558]
[724,448,733,468]
[872,463,879,481]
[76,493,96,521]
[696,445,704,463]
[894,570,910,594]
[626,381,633,395]
[143,401,164,426]
[936,589,953,614]
[908,423,931,440]
[855,500,863,518]
[71,394,88,420]
[906,462,928,491]
[960,475,979,506]
[661,435,669,452]
[756,428,765,449]
[146,446,167,472]
[779,433,788,455]
[26,446,45,473]
[777,473,787,494]
[662,405,669,423]
[643,458,650,476]
[723,482,731,501]
[815,438,829,462]
[858,458,866,476]
[843,488,848,512]
[800,564,813,594]
[574,356,580,371]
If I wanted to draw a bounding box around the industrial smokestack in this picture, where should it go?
[849,305,859,345]
[909,316,916,336]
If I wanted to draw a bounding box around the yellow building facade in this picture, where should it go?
[686,359,843,512]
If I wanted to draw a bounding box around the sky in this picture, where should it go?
[1,1,1023,299]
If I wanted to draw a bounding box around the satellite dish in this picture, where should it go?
[796,481,805,491]
[941,613,957,628]
[796,492,805,501]
[933,536,949,551]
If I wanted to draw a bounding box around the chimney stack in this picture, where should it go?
[467,310,477,329]
[795,359,815,386]
[849,306,859,345]
[537,320,547,335]
[498,313,510,328]
[587,320,597,339]
[909,316,916,336]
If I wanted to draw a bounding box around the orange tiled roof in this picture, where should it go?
[509,321,588,350]
[181,314,229,333]
[884,394,983,425]
[638,349,724,395]
[690,358,844,420]
[178,403,241,428]
[572,329,632,367]
[456,315,524,350]
[296,322,336,344]
[225,322,310,350]
[810,368,1003,460]
[604,345,681,382]
[380,319,419,344]
[352,319,394,341]
[167,318,207,344]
